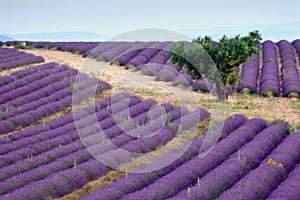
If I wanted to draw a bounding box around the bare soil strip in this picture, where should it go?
[275,45,283,97]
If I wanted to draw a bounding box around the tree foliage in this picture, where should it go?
[170,31,262,100]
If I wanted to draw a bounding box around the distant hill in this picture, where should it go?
[177,21,300,41]
[6,31,105,42]
[0,35,14,42]
[2,21,300,42]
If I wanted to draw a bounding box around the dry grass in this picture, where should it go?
[225,93,300,124]
[18,49,85,69]
[58,170,125,200]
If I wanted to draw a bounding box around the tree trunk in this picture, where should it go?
[215,81,226,101]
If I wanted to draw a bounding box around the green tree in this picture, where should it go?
[170,30,262,100]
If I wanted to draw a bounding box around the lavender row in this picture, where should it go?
[9,41,100,55]
[0,92,132,145]
[237,54,260,93]
[111,49,142,65]
[0,67,77,104]
[2,116,194,199]
[0,69,77,117]
[119,41,299,97]
[0,52,28,61]
[87,42,145,60]
[102,42,157,66]
[259,40,280,96]
[48,41,169,61]
[0,47,16,52]
[0,98,155,169]
[123,40,299,97]
[38,42,97,55]
[292,39,300,63]
[98,108,209,169]
[115,43,231,95]
[0,74,106,119]
[24,41,173,66]
[97,42,133,62]
[277,40,300,96]
[0,69,112,135]
[52,42,99,53]
[267,157,300,199]
[112,41,230,95]
[0,63,66,98]
[0,62,58,87]
[0,81,109,135]
[0,77,107,130]
[1,99,166,162]
[219,132,300,200]
[0,99,173,181]
[0,99,161,194]
[0,55,44,71]
[0,50,28,58]
[9,42,213,94]
[0,52,28,63]
[82,114,247,200]
[0,47,20,57]
[125,43,170,68]
[0,75,74,114]
[0,99,157,185]
[0,93,134,152]
[0,48,44,71]
[112,43,164,66]
[16,41,300,97]
[112,43,172,66]
[120,118,266,200]
[173,123,288,199]
[0,104,206,199]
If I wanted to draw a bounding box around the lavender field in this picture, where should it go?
[10,40,300,98]
[84,118,300,200]
[0,40,299,200]
[2,0,300,199]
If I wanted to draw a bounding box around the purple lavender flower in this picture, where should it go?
[155,69,177,82]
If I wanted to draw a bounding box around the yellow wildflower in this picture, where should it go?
[267,158,277,165]
[267,158,273,164]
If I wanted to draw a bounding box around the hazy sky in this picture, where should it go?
[2,0,300,35]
